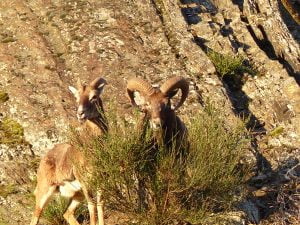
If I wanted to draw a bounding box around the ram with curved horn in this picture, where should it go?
[127,76,189,149]
[30,77,108,225]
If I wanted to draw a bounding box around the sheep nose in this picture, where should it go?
[77,108,84,116]
[77,109,84,115]
[151,118,162,130]
[77,106,87,120]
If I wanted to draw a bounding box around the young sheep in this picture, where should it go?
[126,76,189,150]
[30,77,107,225]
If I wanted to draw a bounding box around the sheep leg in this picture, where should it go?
[81,185,97,225]
[30,185,56,225]
[63,194,82,225]
[96,190,104,225]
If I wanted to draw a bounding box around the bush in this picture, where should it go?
[184,106,249,223]
[207,51,255,78]
[71,105,250,224]
[207,51,257,90]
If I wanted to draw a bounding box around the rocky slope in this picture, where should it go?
[0,0,299,224]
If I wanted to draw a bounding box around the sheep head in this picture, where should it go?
[69,77,107,122]
[127,76,189,130]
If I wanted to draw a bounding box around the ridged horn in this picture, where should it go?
[127,77,155,106]
[160,76,189,110]
[90,77,107,89]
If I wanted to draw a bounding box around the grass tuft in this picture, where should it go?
[207,51,256,78]
[43,197,69,225]
[0,184,18,198]
[0,118,25,145]
[43,196,88,225]
[207,51,257,89]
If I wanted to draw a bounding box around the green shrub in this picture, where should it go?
[70,113,154,214]
[184,105,249,221]
[207,51,257,90]
[207,51,255,78]
[71,105,249,224]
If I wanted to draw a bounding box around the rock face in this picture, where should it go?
[0,0,299,224]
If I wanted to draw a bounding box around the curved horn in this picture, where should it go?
[90,77,107,89]
[160,76,189,110]
[127,77,155,106]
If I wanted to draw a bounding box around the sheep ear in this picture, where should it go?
[69,86,80,100]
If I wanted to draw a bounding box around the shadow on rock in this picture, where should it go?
[245,158,299,224]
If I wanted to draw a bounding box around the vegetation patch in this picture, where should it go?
[43,196,88,225]
[0,118,25,145]
[207,51,257,89]
[43,197,68,225]
[269,126,284,137]
[207,51,255,77]
[0,184,18,198]
[0,91,9,103]
[70,104,250,224]
[0,208,9,225]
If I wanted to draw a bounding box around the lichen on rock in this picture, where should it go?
[0,91,9,103]
[0,118,25,145]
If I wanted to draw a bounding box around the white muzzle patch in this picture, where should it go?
[150,118,162,130]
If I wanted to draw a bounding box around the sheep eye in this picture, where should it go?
[144,102,150,108]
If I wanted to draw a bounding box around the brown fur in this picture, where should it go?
[127,77,189,148]
[38,144,80,186]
